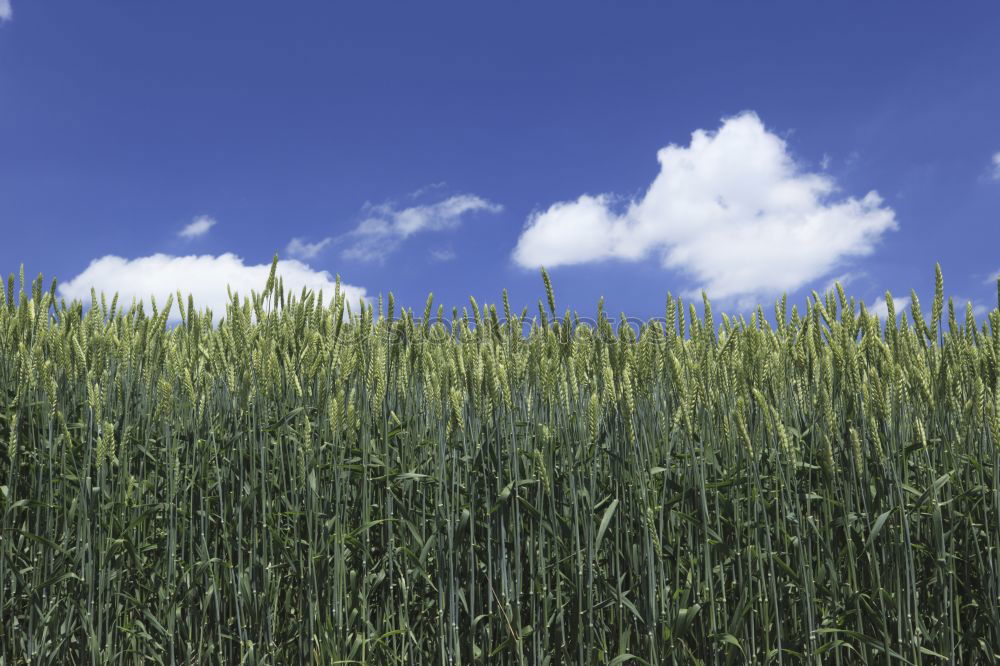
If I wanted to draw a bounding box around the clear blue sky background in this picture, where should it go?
[1,1,998,324]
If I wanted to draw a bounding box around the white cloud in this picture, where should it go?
[866,294,911,322]
[179,215,217,239]
[342,194,502,262]
[0,0,11,22]
[991,152,1000,181]
[821,271,861,296]
[286,236,332,260]
[951,294,990,321]
[430,249,456,262]
[962,300,990,319]
[410,181,447,198]
[58,253,367,323]
[513,112,897,301]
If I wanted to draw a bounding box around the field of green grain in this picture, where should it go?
[2,260,999,664]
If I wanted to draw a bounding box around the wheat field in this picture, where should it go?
[1,260,999,664]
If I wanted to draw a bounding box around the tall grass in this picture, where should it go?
[2,260,999,664]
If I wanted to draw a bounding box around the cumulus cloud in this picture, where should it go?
[343,194,502,262]
[58,253,367,323]
[179,215,217,239]
[0,0,11,22]
[513,112,897,301]
[286,237,332,260]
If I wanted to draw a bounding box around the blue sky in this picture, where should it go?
[1,1,999,324]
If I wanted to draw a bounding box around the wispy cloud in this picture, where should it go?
[0,0,12,22]
[410,181,447,198]
[952,295,990,321]
[991,152,1000,181]
[820,271,862,296]
[866,294,911,322]
[286,237,332,260]
[430,249,456,262]
[178,215,217,239]
[512,112,897,304]
[342,194,502,262]
[59,253,367,323]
